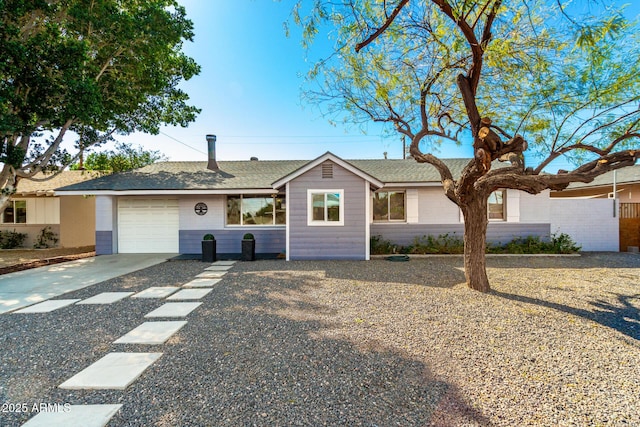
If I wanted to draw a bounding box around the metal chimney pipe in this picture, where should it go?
[206,134,219,171]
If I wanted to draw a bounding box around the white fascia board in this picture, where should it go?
[379,182,443,188]
[17,191,56,197]
[54,188,278,196]
[272,151,384,189]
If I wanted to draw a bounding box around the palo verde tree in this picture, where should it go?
[0,0,200,209]
[293,0,640,292]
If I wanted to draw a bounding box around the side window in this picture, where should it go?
[2,200,27,224]
[308,190,344,226]
[373,191,405,221]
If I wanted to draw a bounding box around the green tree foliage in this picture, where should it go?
[0,0,200,203]
[294,0,640,291]
[70,142,167,172]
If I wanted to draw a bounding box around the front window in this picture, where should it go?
[2,200,27,224]
[308,190,344,225]
[488,190,506,220]
[226,195,285,226]
[373,191,405,221]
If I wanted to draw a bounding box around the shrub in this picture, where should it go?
[406,233,464,254]
[370,235,397,255]
[203,233,215,240]
[369,232,580,255]
[0,229,27,249]
[243,233,255,240]
[489,233,581,254]
[33,226,58,249]
[549,232,582,254]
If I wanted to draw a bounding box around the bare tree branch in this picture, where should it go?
[355,0,410,52]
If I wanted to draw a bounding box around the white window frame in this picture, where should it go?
[307,189,344,226]
[226,194,286,227]
[1,199,27,224]
[372,190,406,222]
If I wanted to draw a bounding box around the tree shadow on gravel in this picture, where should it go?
[100,264,491,427]
[486,252,640,269]
[493,290,640,341]
[233,259,468,288]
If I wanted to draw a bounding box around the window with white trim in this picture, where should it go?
[226,195,286,226]
[2,200,27,224]
[373,191,405,221]
[307,190,344,225]
[488,190,506,220]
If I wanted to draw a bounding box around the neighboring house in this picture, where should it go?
[1,171,97,248]
[55,140,619,258]
[551,164,640,251]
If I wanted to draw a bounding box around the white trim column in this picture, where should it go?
[285,182,290,261]
[406,188,419,223]
[506,189,521,222]
[365,181,371,260]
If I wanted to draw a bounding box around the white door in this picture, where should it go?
[118,198,179,253]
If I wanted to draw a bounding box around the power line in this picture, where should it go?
[217,135,382,139]
[159,130,387,148]
[159,131,207,154]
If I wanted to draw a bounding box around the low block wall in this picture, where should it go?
[550,198,618,251]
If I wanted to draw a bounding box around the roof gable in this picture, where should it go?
[271,152,384,189]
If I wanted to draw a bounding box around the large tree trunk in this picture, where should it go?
[461,194,490,292]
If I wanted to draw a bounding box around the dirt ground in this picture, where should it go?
[0,246,95,274]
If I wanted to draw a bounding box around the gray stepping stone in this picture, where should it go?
[114,321,187,345]
[144,302,202,318]
[212,260,236,266]
[132,287,179,299]
[196,271,226,278]
[59,352,162,390]
[77,292,134,305]
[22,404,122,427]
[204,265,232,271]
[14,299,80,314]
[182,278,221,288]
[166,289,212,300]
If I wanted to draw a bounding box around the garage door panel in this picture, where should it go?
[118,198,179,253]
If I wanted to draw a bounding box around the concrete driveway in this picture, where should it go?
[0,254,173,314]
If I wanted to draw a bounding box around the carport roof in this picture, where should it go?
[562,164,640,189]
[55,157,478,193]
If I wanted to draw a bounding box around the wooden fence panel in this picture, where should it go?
[620,203,640,251]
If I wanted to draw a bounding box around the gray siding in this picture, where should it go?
[371,223,551,246]
[96,230,113,255]
[180,229,286,255]
[288,161,367,260]
[487,223,551,244]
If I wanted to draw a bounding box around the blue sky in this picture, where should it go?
[120,0,404,162]
[115,0,639,169]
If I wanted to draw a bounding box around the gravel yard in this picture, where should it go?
[1,253,639,426]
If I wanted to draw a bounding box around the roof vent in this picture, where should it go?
[322,162,333,179]
[250,156,259,161]
[206,134,219,171]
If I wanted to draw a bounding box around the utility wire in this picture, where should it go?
[159,130,385,148]
[159,131,207,154]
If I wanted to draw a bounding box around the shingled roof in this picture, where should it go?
[55,156,478,193]
[16,170,105,195]
[563,164,640,189]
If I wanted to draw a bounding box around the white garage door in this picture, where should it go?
[118,198,179,253]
